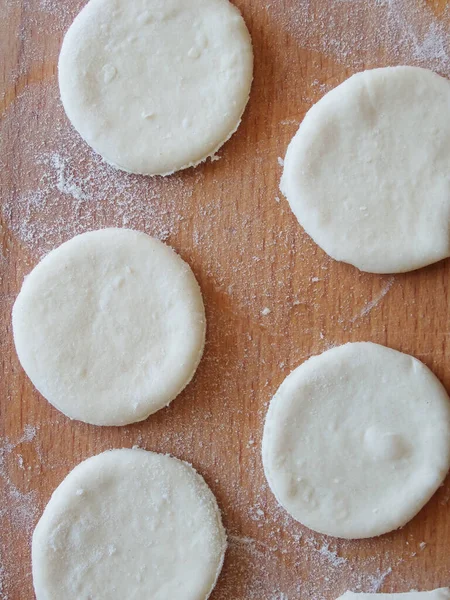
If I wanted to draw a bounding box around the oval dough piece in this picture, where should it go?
[32,448,227,600]
[337,590,450,600]
[58,0,253,175]
[281,66,450,274]
[12,229,206,426]
[262,342,450,539]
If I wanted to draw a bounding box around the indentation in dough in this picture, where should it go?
[364,426,409,461]
[137,10,153,25]
[302,485,318,509]
[102,64,117,84]
[188,32,208,59]
[156,7,179,21]
[333,495,350,521]
[188,46,201,59]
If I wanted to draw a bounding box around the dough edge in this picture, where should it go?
[262,341,450,539]
[32,448,228,599]
[58,0,254,177]
[280,66,450,274]
[12,228,207,426]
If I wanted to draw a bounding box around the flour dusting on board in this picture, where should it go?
[0,82,198,259]
[350,277,395,323]
[0,426,39,599]
[266,0,450,76]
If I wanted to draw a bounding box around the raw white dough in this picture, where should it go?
[281,66,450,274]
[32,448,227,600]
[58,0,253,175]
[262,342,450,539]
[337,590,450,600]
[12,229,206,426]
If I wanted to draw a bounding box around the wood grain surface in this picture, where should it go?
[1,0,450,598]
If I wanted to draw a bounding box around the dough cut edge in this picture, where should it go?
[169,450,228,600]
[57,0,254,177]
[177,453,228,600]
[279,66,450,274]
[32,448,228,600]
[281,157,450,274]
[262,342,450,539]
[101,35,254,177]
[73,62,254,177]
[45,316,206,426]
[12,228,207,427]
[280,114,450,275]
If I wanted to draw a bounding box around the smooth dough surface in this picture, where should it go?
[281,66,450,274]
[58,0,253,175]
[32,449,227,600]
[337,591,450,600]
[12,228,206,426]
[262,342,450,539]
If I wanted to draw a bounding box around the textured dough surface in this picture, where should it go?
[281,66,450,274]
[58,0,253,175]
[12,228,206,426]
[337,590,450,600]
[262,342,450,539]
[32,449,227,600]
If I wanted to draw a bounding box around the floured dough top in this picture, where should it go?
[58,0,253,175]
[281,66,450,274]
[262,342,450,539]
[337,590,450,600]
[32,449,227,600]
[12,228,206,426]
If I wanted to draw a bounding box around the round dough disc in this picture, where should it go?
[262,342,450,539]
[58,0,253,175]
[12,228,206,426]
[281,66,450,274]
[32,449,227,600]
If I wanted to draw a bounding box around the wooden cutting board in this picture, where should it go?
[1,0,450,598]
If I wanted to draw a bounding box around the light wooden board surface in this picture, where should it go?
[1,0,450,598]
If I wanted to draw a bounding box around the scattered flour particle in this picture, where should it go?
[318,543,347,567]
[367,567,392,592]
[277,157,284,167]
[419,542,427,550]
[49,153,87,201]
[21,425,37,444]
[261,307,271,316]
